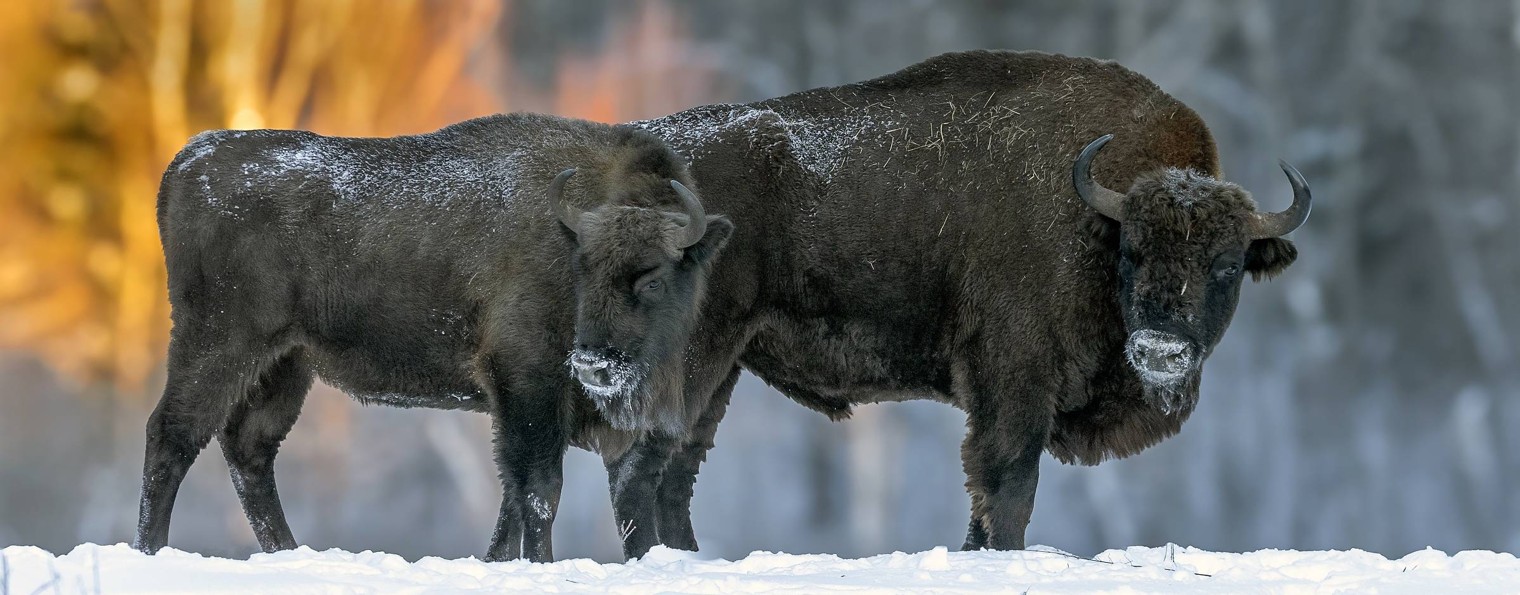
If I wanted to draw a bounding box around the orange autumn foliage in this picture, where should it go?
[0,0,505,397]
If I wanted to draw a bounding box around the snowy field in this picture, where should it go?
[2,544,1518,594]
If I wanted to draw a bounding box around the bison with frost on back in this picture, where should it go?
[135,113,726,563]
[560,50,1313,553]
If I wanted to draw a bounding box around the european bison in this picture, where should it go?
[135,113,731,562]
[558,50,1311,552]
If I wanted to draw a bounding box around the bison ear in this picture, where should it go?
[1244,237,1297,281]
[681,216,734,268]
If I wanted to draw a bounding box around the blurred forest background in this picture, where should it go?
[2,0,1518,562]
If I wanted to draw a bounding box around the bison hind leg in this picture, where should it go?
[218,348,314,552]
[136,328,279,554]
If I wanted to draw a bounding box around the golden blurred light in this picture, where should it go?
[0,0,507,396]
[0,0,710,400]
[45,184,90,223]
[56,62,100,103]
[0,261,36,301]
[227,108,265,131]
[87,243,124,284]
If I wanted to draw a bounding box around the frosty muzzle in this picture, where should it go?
[567,347,650,431]
[568,348,641,398]
[1125,329,1196,385]
[570,352,615,390]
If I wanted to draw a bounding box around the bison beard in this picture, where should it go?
[565,350,651,429]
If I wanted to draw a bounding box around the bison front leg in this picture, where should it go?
[485,380,569,563]
[604,432,678,559]
[962,515,990,550]
[960,395,1052,551]
[653,367,739,551]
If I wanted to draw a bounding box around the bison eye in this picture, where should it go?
[1218,265,1240,278]
[633,268,665,295]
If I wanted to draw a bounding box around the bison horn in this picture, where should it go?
[1073,134,1127,221]
[669,179,707,249]
[548,168,586,235]
[1247,161,1312,239]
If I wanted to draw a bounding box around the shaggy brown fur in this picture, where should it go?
[568,50,1306,553]
[1046,168,1296,464]
[137,113,721,563]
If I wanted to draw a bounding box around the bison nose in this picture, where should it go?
[1125,330,1194,380]
[577,364,612,389]
[570,351,616,390]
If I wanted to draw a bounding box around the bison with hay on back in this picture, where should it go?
[135,113,731,562]
[558,49,1312,552]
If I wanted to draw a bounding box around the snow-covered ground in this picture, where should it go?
[2,544,1518,594]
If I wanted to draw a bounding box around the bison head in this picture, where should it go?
[548,169,733,430]
[1073,134,1309,413]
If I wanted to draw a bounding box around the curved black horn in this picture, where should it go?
[548,168,586,235]
[1247,161,1312,239]
[1073,134,1127,221]
[669,180,707,249]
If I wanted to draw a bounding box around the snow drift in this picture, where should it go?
[4,543,1519,594]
